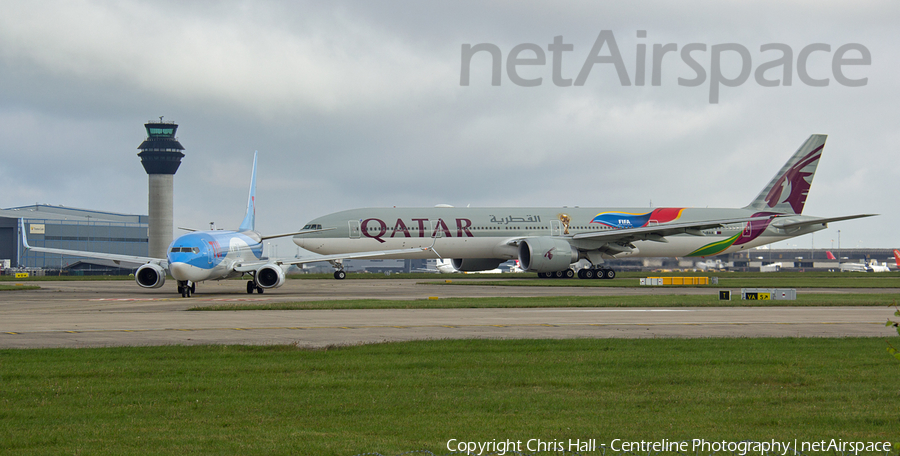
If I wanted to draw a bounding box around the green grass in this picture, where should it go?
[429,275,900,288]
[189,293,900,311]
[0,275,131,282]
[0,284,40,291]
[0,339,897,455]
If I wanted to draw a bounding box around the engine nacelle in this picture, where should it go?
[518,237,579,272]
[135,263,166,289]
[255,264,286,289]
[451,258,504,272]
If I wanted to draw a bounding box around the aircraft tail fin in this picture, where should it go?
[826,251,836,260]
[894,249,900,269]
[744,134,826,215]
[238,151,258,232]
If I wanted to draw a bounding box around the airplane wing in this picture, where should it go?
[231,245,433,273]
[570,215,778,243]
[769,214,877,231]
[20,220,166,268]
[259,227,335,241]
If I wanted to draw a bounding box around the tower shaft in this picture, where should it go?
[147,174,174,258]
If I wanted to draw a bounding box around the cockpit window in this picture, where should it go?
[170,247,200,253]
[302,224,322,230]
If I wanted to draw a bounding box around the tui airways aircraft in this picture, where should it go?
[294,135,875,279]
[21,152,429,297]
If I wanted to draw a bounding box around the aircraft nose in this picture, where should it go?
[169,262,206,282]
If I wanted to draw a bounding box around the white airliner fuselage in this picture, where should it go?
[295,135,874,279]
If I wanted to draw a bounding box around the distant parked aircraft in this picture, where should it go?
[827,251,891,272]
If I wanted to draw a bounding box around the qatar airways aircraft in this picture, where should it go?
[294,135,874,279]
[21,152,429,297]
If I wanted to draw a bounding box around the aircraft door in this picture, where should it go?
[430,220,443,238]
[550,220,563,236]
[349,220,361,239]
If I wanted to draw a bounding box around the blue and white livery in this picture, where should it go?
[22,152,429,297]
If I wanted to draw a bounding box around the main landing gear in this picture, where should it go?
[246,280,264,294]
[333,270,346,280]
[177,281,196,298]
[538,268,616,280]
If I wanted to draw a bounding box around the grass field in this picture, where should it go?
[0,284,39,291]
[1,338,897,456]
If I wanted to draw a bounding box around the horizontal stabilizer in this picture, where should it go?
[771,214,877,230]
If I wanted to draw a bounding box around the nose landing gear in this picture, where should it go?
[177,281,196,298]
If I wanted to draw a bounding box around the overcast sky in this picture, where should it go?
[1,1,897,255]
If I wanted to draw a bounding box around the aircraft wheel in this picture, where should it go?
[563,269,575,279]
[537,272,548,279]
[582,269,594,279]
[257,286,264,294]
[247,281,255,294]
[553,270,564,279]
[190,283,196,294]
[577,269,586,279]
[604,269,616,280]
[334,270,346,280]
[593,269,606,279]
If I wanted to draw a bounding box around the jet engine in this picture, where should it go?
[254,264,286,289]
[135,263,166,288]
[451,258,505,272]
[518,237,578,272]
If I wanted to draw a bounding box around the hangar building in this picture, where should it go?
[0,205,148,274]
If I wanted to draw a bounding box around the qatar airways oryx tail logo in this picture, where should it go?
[764,146,822,214]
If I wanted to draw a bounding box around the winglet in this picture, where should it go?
[238,151,258,232]
[745,134,826,215]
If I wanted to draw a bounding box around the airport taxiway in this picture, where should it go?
[0,279,896,348]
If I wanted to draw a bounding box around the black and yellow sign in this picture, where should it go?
[744,292,771,300]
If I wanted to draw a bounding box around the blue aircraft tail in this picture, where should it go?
[238,151,258,232]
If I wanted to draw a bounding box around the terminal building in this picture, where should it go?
[0,205,148,275]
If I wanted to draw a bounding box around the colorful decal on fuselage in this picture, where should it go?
[590,208,685,229]
[686,212,777,257]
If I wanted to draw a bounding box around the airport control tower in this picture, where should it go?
[138,118,185,258]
